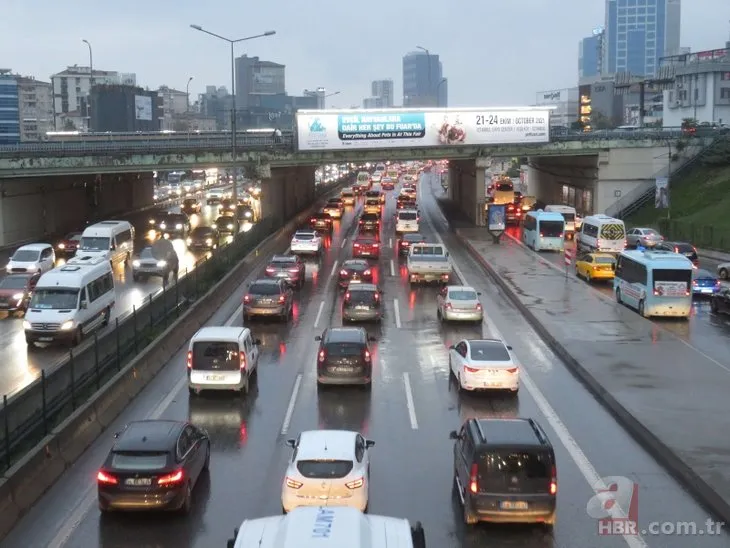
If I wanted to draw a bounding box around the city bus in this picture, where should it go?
[614,249,693,318]
[522,210,565,251]
[545,205,577,239]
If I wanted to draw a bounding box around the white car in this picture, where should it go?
[281,430,374,513]
[6,243,55,274]
[290,230,322,255]
[718,262,730,280]
[449,338,520,393]
[436,285,483,323]
[400,187,417,200]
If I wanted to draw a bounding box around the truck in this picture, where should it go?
[406,243,452,285]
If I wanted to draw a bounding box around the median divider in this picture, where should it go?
[0,180,346,541]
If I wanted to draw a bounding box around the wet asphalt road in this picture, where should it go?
[5,173,728,548]
[0,187,252,400]
[504,226,730,369]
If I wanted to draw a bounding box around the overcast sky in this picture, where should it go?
[3,0,729,108]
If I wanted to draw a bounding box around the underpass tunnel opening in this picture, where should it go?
[526,155,598,216]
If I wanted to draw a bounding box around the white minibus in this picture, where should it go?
[577,214,626,254]
[77,220,135,267]
[545,205,577,238]
[522,210,565,251]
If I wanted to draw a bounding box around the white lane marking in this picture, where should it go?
[340,238,347,249]
[323,260,338,292]
[389,238,393,248]
[328,260,338,280]
[393,298,402,328]
[403,373,419,429]
[389,259,395,277]
[423,183,647,548]
[313,301,325,328]
[281,373,303,435]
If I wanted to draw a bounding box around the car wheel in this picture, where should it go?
[720,268,728,280]
[638,299,646,317]
[101,307,111,327]
[711,299,719,313]
[179,482,192,514]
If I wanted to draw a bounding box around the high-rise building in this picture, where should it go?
[0,71,20,144]
[157,86,189,130]
[604,0,681,77]
[0,71,53,142]
[371,79,394,107]
[579,27,605,79]
[199,86,232,130]
[402,51,448,107]
[234,55,285,109]
[90,85,162,132]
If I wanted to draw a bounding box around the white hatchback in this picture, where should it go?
[449,338,520,392]
[281,430,374,513]
[6,243,55,274]
[290,230,322,255]
[436,285,483,323]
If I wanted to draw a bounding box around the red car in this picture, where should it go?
[0,272,40,313]
[352,235,380,259]
[338,259,373,288]
[264,254,305,288]
[56,231,82,257]
[506,203,523,225]
[381,178,395,190]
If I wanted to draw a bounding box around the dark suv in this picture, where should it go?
[342,283,383,322]
[449,418,557,527]
[158,212,190,238]
[358,213,380,232]
[314,327,376,387]
[654,241,698,265]
[265,254,305,288]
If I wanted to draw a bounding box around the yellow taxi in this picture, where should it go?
[575,252,616,282]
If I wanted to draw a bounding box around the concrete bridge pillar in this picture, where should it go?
[261,166,317,229]
[449,160,486,226]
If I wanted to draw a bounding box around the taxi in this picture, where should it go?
[575,252,616,282]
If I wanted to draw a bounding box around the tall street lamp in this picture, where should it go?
[190,24,276,232]
[416,45,433,106]
[82,39,93,131]
[436,78,446,107]
[186,76,194,112]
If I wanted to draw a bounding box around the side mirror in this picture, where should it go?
[285,439,296,448]
[314,335,322,341]
[448,344,455,350]
[446,252,449,257]
[368,336,377,342]
[507,345,513,350]
[80,301,88,309]
[365,439,375,448]
[254,338,262,345]
[449,430,459,440]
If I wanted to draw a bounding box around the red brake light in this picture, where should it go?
[286,476,303,489]
[265,267,275,274]
[310,218,316,223]
[540,232,544,237]
[157,469,184,485]
[475,303,482,310]
[243,294,251,303]
[558,233,563,238]
[373,292,379,301]
[549,466,557,495]
[363,349,371,361]
[278,294,286,304]
[345,477,364,489]
[464,365,479,373]
[318,350,326,363]
[240,351,247,370]
[508,204,514,210]
[506,367,518,373]
[345,292,351,300]
[469,463,478,493]
[288,267,299,273]
[364,269,372,276]
[340,269,348,276]
[186,351,192,369]
[97,470,118,484]
[674,246,679,253]
[354,243,360,247]
[372,242,379,247]
[446,302,452,309]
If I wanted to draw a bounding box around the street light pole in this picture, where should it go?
[82,39,93,131]
[416,46,433,106]
[436,78,446,107]
[186,76,193,112]
[324,91,340,109]
[190,25,276,234]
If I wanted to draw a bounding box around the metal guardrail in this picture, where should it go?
[0,179,342,472]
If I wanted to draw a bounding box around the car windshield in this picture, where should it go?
[65,233,81,241]
[674,243,694,253]
[111,451,168,471]
[399,212,418,220]
[469,341,511,361]
[192,341,240,371]
[344,261,367,271]
[79,237,110,251]
[693,269,713,279]
[139,248,155,259]
[643,229,659,236]
[297,460,353,479]
[184,199,196,205]
[341,191,353,196]
[216,218,233,226]
[480,451,550,478]
[272,258,296,266]
[365,199,380,206]
[294,233,315,240]
[29,288,79,309]
[11,250,40,262]
[0,276,29,289]
[325,342,362,356]
[449,290,478,300]
[356,239,376,245]
[594,256,615,264]
[191,227,213,236]
[347,290,375,305]
[249,283,280,295]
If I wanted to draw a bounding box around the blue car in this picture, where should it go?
[692,268,721,296]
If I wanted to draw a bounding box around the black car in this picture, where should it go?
[315,327,376,387]
[711,288,730,315]
[338,259,373,288]
[398,233,426,256]
[219,198,236,216]
[182,198,201,215]
[654,241,698,265]
[242,279,294,321]
[158,212,191,238]
[237,204,255,221]
[309,212,333,233]
[449,418,557,527]
[96,420,210,513]
[188,226,219,250]
[358,213,380,232]
[213,215,236,234]
[265,254,305,288]
[342,283,383,323]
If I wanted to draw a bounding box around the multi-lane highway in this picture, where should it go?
[0,188,252,400]
[4,171,726,548]
[504,225,730,368]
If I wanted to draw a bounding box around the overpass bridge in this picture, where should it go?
[0,106,721,248]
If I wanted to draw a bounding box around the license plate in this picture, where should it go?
[356,305,369,310]
[701,288,712,293]
[39,337,53,342]
[206,375,224,381]
[500,501,528,510]
[335,367,354,373]
[360,251,370,256]
[125,478,152,486]
[277,272,288,277]
[484,382,502,388]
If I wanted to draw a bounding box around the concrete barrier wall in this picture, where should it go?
[0,184,341,540]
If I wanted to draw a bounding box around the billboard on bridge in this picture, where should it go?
[295,107,551,151]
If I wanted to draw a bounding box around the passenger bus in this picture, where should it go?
[614,249,693,318]
[544,205,577,239]
[522,210,565,251]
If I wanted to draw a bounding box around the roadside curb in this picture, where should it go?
[697,248,730,263]
[452,228,730,526]
[0,184,342,540]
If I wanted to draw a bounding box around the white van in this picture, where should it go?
[576,214,627,254]
[23,256,115,347]
[187,326,260,395]
[77,220,135,267]
[6,243,55,274]
[226,506,426,548]
[545,205,578,238]
[396,209,420,233]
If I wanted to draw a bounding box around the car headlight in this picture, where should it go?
[186,238,192,245]
[205,238,213,245]
[149,219,155,225]
[133,260,141,267]
[157,260,167,267]
[60,320,74,330]
[244,211,252,218]
[23,320,30,330]
[227,224,233,229]
[12,293,23,300]
[176,224,183,229]
[58,243,65,249]
[160,222,167,229]
[211,224,217,229]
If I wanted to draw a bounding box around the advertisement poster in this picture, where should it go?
[487,204,506,232]
[134,95,152,121]
[295,108,551,151]
[655,177,669,209]
[653,280,686,297]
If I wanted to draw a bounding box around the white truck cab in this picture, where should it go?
[406,243,452,285]
[226,506,426,548]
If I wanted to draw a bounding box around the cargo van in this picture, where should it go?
[77,220,135,267]
[23,256,115,347]
[577,214,627,254]
[396,209,420,233]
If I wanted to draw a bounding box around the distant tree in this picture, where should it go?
[590,111,616,130]
[62,119,76,131]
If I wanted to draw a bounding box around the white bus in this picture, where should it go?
[522,210,565,251]
[545,205,577,238]
[614,249,693,318]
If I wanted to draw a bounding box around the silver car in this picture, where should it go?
[626,227,663,248]
[132,245,179,284]
[437,285,483,323]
